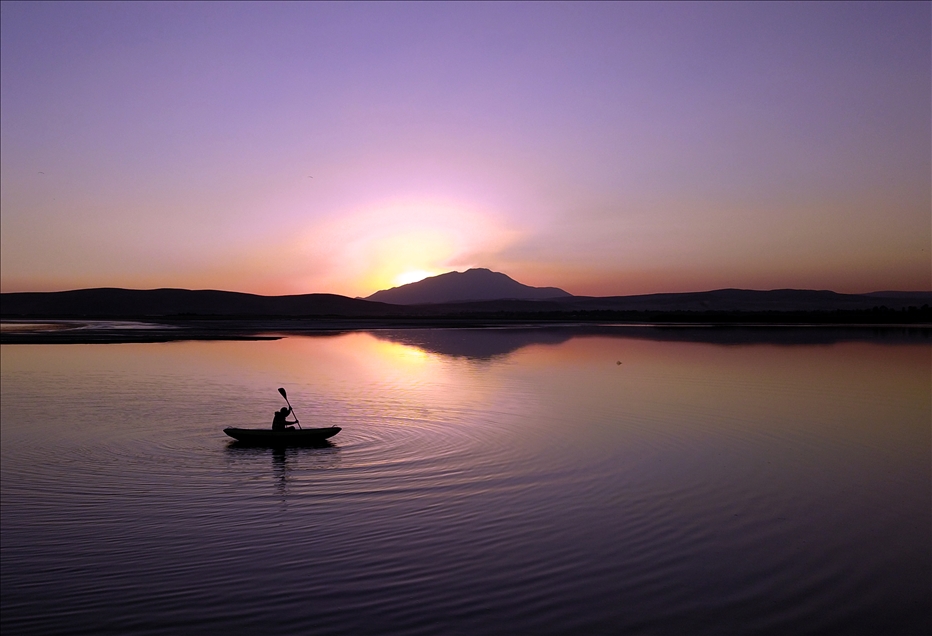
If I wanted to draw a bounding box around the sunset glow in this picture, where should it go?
[394,270,436,287]
[1,3,928,296]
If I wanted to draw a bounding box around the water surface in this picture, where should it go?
[2,328,929,634]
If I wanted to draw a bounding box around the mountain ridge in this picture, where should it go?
[1,281,929,319]
[0,287,405,317]
[366,268,572,304]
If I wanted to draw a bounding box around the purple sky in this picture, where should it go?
[2,2,929,296]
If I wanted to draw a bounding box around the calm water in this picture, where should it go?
[2,328,929,635]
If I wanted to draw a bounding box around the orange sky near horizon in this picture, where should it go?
[1,3,929,297]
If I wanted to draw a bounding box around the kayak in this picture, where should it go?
[223,426,341,445]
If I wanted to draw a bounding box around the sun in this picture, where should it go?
[393,270,436,287]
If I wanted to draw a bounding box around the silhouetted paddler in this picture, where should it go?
[272,407,296,431]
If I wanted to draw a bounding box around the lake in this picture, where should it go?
[1,327,929,635]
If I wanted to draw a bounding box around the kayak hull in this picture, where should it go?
[223,426,341,445]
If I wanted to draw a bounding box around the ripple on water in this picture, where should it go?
[2,335,929,636]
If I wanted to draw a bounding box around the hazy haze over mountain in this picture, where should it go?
[366,268,572,305]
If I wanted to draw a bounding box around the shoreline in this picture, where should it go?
[2,317,929,345]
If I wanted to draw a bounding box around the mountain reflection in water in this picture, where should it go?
[371,324,929,359]
[1,328,929,635]
[371,327,575,359]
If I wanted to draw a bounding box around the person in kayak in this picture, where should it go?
[272,407,297,431]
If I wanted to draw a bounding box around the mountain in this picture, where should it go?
[366,268,572,304]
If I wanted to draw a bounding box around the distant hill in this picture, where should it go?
[0,288,405,318]
[1,285,928,320]
[366,268,572,304]
[554,288,932,312]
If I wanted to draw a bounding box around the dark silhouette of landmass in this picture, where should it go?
[366,268,571,304]
[2,285,929,320]
[0,288,406,318]
[1,271,930,344]
[555,288,932,312]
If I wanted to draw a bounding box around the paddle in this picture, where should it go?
[278,387,302,429]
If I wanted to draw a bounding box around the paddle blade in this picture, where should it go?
[278,387,287,399]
